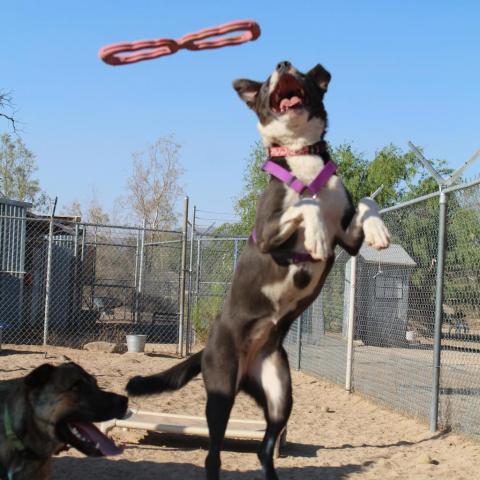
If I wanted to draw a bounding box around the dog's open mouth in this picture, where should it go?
[58,421,123,457]
[270,74,305,113]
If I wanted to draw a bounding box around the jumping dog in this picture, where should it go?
[127,61,391,480]
[0,362,128,480]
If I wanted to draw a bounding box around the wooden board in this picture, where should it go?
[100,409,287,456]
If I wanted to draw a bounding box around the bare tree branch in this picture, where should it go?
[125,134,184,231]
[0,91,18,133]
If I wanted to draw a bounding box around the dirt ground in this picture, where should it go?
[1,345,479,480]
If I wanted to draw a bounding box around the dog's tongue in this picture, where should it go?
[74,422,123,456]
[280,96,302,112]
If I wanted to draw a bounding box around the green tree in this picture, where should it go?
[234,140,268,233]
[0,133,50,211]
[331,143,451,206]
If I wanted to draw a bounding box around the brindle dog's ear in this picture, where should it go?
[307,64,331,92]
[232,79,262,109]
[25,363,56,390]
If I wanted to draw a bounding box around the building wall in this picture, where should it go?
[0,200,28,330]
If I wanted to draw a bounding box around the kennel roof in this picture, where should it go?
[356,243,416,267]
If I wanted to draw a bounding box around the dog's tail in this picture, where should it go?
[126,350,203,396]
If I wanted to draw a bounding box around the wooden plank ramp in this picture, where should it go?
[100,409,286,456]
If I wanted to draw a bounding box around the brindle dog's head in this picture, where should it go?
[232,61,331,147]
[25,362,128,457]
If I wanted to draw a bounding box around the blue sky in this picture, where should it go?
[2,1,479,226]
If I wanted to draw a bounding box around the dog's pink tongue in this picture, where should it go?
[75,422,123,456]
[280,96,302,112]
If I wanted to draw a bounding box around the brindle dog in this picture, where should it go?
[0,362,128,480]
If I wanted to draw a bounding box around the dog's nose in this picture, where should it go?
[276,61,291,72]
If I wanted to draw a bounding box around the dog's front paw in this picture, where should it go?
[304,220,331,261]
[364,216,391,250]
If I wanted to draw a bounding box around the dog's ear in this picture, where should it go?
[307,64,331,92]
[25,364,56,390]
[232,79,262,109]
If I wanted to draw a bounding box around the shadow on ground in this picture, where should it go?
[0,348,43,357]
[53,457,366,480]
[130,431,322,458]
[318,428,450,451]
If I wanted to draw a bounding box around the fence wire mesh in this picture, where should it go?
[438,183,480,435]
[1,179,480,438]
[188,237,247,344]
[284,181,480,437]
[285,249,349,384]
[351,198,439,420]
[0,212,182,353]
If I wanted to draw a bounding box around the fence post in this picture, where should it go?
[80,227,86,261]
[72,222,80,315]
[430,190,448,432]
[344,185,382,390]
[233,239,239,270]
[295,313,303,370]
[178,196,189,357]
[345,255,357,392]
[195,237,202,307]
[186,205,196,355]
[134,221,146,324]
[43,197,57,346]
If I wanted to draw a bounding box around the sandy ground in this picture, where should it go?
[1,345,479,480]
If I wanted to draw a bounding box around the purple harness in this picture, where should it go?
[262,158,337,196]
[252,149,337,265]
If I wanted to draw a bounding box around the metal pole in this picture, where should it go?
[43,197,57,346]
[345,256,357,391]
[72,223,80,316]
[345,185,381,391]
[186,205,196,355]
[430,190,448,432]
[80,227,86,261]
[133,229,140,323]
[73,223,79,257]
[178,196,189,357]
[233,239,239,270]
[295,313,303,370]
[136,220,146,325]
[195,237,202,303]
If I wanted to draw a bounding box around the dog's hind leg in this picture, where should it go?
[248,347,292,480]
[202,329,238,480]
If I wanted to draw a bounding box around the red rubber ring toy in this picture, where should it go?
[99,38,179,66]
[99,20,261,66]
[178,20,261,51]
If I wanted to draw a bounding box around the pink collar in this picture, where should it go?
[266,141,325,158]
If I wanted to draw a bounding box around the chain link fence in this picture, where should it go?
[284,249,350,384]
[188,236,247,346]
[286,179,480,438]
[0,204,182,354]
[1,178,480,437]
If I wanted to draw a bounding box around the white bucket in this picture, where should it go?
[126,334,147,353]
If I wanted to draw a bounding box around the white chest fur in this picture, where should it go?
[286,154,325,185]
[261,262,325,323]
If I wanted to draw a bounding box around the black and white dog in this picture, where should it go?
[127,61,390,480]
